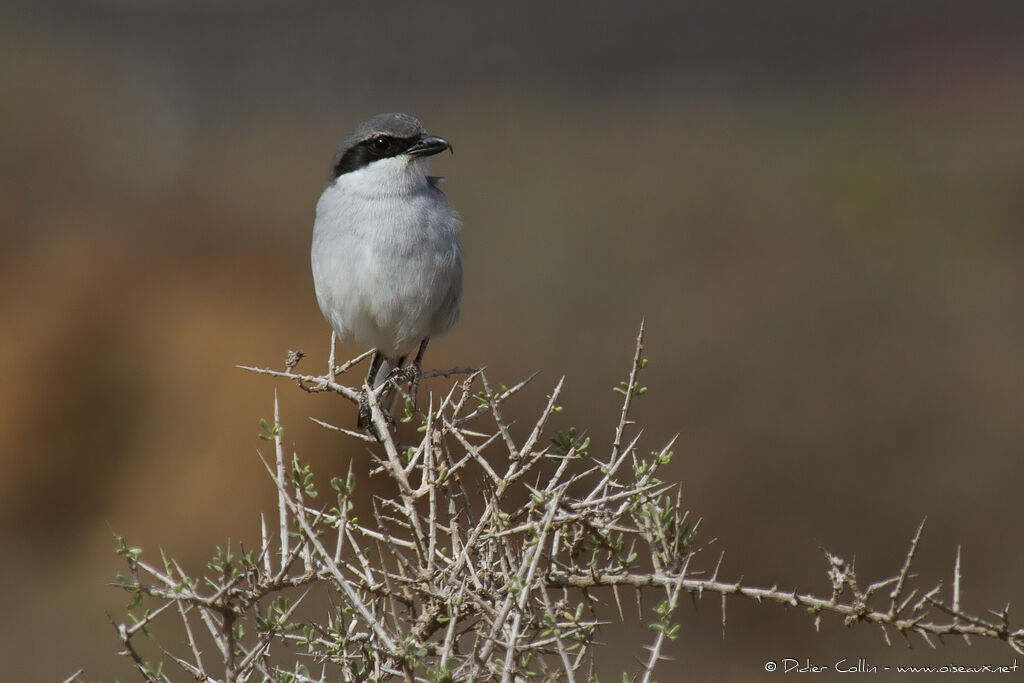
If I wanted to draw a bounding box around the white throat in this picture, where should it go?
[331,156,433,198]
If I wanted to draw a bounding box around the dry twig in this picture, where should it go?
[106,327,1024,681]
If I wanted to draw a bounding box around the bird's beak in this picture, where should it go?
[407,134,453,158]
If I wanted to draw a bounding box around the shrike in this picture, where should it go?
[311,113,463,429]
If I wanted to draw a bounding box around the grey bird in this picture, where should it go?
[311,113,463,430]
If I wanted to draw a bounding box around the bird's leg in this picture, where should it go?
[357,351,385,431]
[408,337,429,406]
[372,353,408,423]
[387,338,430,411]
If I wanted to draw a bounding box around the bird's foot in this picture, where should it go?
[387,363,423,409]
[357,391,372,430]
[387,363,420,387]
[357,389,396,441]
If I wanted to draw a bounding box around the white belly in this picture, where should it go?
[311,181,462,359]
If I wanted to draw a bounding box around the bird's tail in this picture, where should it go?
[372,356,401,419]
[372,356,395,389]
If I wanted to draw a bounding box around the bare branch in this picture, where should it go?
[104,328,1021,681]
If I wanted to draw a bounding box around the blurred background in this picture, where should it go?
[3,1,1024,680]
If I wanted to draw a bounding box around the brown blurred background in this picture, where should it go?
[3,1,1024,680]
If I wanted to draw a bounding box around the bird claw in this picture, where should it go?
[387,364,420,387]
[357,351,426,440]
[387,362,422,404]
[357,389,396,441]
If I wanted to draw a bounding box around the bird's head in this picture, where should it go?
[328,113,452,194]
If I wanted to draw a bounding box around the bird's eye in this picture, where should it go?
[371,136,392,154]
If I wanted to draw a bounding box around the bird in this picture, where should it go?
[311,113,463,431]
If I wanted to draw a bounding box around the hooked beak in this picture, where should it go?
[407,134,452,158]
